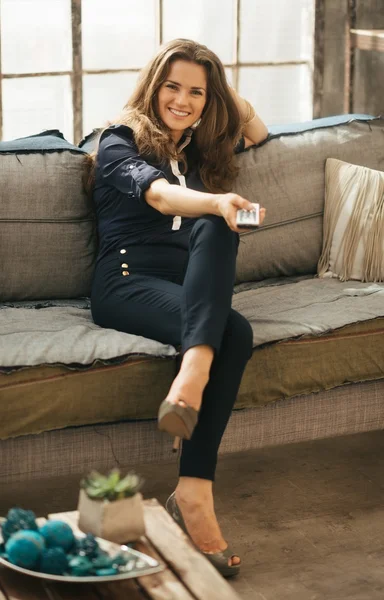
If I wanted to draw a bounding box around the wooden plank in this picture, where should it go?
[143,499,241,600]
[91,580,146,600]
[155,0,163,47]
[351,29,384,52]
[319,0,349,116]
[50,510,195,600]
[0,568,50,600]
[134,538,195,600]
[313,0,325,118]
[232,0,240,92]
[42,580,102,600]
[343,0,357,113]
[0,0,3,140]
[71,0,83,144]
[353,0,384,116]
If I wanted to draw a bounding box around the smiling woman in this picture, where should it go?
[157,61,207,142]
[89,38,267,578]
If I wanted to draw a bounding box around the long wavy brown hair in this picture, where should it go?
[88,39,243,193]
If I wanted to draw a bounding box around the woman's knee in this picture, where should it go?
[190,214,239,250]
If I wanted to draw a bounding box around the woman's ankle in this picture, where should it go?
[176,476,213,504]
[181,345,214,379]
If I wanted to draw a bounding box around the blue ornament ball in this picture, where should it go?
[39,521,75,552]
[39,547,69,575]
[5,530,45,569]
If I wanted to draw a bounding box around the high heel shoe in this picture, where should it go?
[165,492,241,578]
[158,399,198,440]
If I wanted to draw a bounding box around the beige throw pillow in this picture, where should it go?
[318,158,384,282]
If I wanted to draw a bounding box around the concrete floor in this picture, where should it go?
[2,429,384,599]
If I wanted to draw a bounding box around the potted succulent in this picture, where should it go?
[77,469,145,544]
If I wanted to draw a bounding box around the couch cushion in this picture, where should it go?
[0,357,176,440]
[0,276,383,439]
[232,276,384,346]
[0,317,382,440]
[0,302,176,368]
[0,130,97,301]
[318,158,384,282]
[1,278,383,367]
[239,318,384,409]
[233,115,384,283]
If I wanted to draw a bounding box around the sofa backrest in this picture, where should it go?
[2,117,384,301]
[0,131,97,301]
[233,115,384,284]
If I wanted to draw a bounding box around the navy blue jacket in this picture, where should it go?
[93,124,244,262]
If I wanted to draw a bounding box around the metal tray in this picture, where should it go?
[0,520,163,583]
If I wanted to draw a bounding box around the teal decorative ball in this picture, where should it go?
[5,530,45,569]
[39,521,75,552]
[39,548,69,575]
[1,508,38,542]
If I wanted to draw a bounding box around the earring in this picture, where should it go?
[191,118,201,129]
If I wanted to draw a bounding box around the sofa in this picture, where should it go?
[1,114,383,487]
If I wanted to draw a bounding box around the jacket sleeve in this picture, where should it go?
[234,136,245,154]
[97,128,167,202]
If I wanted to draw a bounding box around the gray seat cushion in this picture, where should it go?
[232,276,384,346]
[1,278,383,369]
[0,301,176,369]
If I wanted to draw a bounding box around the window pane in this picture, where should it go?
[83,73,139,134]
[225,68,233,86]
[240,0,314,63]
[82,0,156,70]
[163,0,234,65]
[2,76,73,141]
[1,0,72,74]
[239,65,313,125]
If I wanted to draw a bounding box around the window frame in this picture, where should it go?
[0,0,314,143]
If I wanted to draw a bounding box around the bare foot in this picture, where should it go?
[164,345,214,412]
[175,479,240,567]
[164,366,209,412]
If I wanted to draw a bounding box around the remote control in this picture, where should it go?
[236,203,260,229]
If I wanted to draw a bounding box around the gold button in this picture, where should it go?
[122,271,129,276]
[121,263,128,268]
[120,249,126,254]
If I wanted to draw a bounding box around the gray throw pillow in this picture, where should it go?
[0,130,97,301]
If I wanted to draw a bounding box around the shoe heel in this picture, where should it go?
[158,399,198,440]
[172,436,181,453]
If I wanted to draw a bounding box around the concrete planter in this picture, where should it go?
[77,489,146,544]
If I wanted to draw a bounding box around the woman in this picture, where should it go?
[90,38,267,576]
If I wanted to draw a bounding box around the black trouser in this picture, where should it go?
[91,215,253,480]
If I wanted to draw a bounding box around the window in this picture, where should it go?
[0,0,315,143]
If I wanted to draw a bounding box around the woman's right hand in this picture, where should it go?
[216,193,266,232]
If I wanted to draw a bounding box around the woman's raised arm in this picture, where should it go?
[230,88,268,148]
